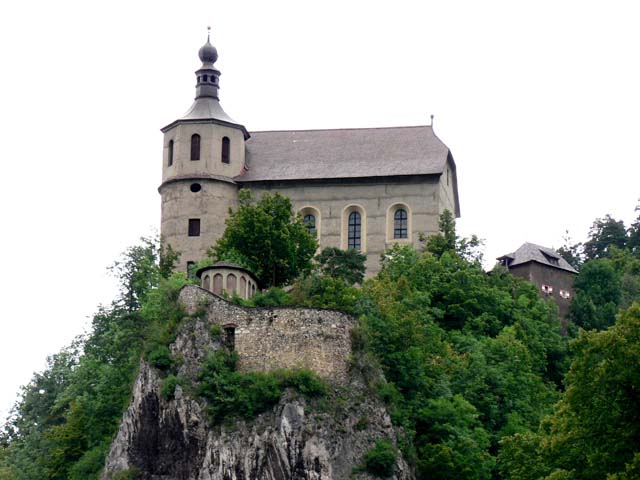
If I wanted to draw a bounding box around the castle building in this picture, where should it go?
[159,35,461,280]
[497,242,578,320]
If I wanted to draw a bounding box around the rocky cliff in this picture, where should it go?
[101,288,412,480]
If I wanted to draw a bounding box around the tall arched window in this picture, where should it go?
[221,137,230,164]
[167,140,174,166]
[394,209,408,239]
[348,211,361,250]
[190,134,201,161]
[303,214,316,236]
[203,275,211,291]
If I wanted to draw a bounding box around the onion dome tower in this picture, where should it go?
[159,30,249,274]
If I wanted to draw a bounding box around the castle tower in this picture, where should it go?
[159,32,249,273]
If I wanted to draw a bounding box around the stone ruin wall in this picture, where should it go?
[178,285,354,383]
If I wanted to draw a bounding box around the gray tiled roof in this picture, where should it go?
[237,125,452,182]
[498,242,578,273]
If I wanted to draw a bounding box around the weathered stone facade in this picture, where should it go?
[159,38,461,277]
[179,285,354,383]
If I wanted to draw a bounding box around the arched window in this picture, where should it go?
[190,134,201,161]
[213,274,223,295]
[227,273,237,294]
[303,214,316,236]
[240,276,247,298]
[394,209,408,239]
[167,140,174,166]
[221,137,230,164]
[203,275,211,291]
[348,212,361,250]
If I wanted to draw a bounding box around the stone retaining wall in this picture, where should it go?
[178,285,354,383]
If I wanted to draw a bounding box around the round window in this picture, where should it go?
[190,183,202,193]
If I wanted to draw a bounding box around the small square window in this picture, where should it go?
[188,219,200,237]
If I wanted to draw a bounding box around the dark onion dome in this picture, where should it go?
[198,38,218,64]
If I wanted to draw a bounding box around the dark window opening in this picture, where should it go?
[394,209,408,239]
[186,261,196,279]
[168,140,174,166]
[223,326,236,350]
[190,183,202,193]
[203,74,208,82]
[304,214,316,236]
[348,211,361,250]
[197,76,201,82]
[190,134,201,160]
[188,218,200,237]
[221,136,230,163]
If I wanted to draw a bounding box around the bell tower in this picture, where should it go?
[159,30,249,273]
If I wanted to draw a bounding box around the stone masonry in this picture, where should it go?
[178,285,354,383]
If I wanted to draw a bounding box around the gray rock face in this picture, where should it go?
[102,307,412,479]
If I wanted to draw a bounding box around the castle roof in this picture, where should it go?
[498,242,578,274]
[238,125,454,183]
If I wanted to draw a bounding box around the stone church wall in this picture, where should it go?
[246,176,444,276]
[178,285,354,383]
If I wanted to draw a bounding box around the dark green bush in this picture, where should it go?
[160,375,179,399]
[146,344,173,371]
[362,440,397,478]
[197,350,326,424]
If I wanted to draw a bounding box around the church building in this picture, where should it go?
[159,34,461,279]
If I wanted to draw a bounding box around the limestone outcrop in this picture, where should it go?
[102,287,412,479]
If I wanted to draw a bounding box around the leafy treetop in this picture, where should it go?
[209,189,317,288]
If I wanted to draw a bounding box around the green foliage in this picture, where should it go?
[146,344,173,371]
[315,247,366,285]
[361,440,397,478]
[569,258,621,330]
[423,209,483,263]
[197,350,326,424]
[0,237,183,479]
[209,324,222,340]
[209,189,318,288]
[415,395,494,480]
[247,287,290,307]
[160,375,180,400]
[358,229,566,478]
[499,303,640,480]
[583,214,628,260]
[289,274,361,313]
[556,230,584,270]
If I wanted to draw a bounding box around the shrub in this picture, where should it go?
[197,350,327,424]
[362,440,397,478]
[160,375,179,399]
[146,344,173,371]
[249,287,290,307]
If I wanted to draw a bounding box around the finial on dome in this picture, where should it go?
[198,27,218,64]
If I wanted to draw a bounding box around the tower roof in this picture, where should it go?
[161,31,249,139]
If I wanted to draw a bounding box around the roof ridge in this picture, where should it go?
[249,125,433,134]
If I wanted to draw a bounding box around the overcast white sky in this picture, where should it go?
[1,0,639,420]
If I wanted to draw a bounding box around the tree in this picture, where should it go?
[583,215,627,261]
[423,210,483,263]
[628,201,640,254]
[556,230,583,270]
[209,189,317,288]
[315,247,366,285]
[569,258,621,331]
